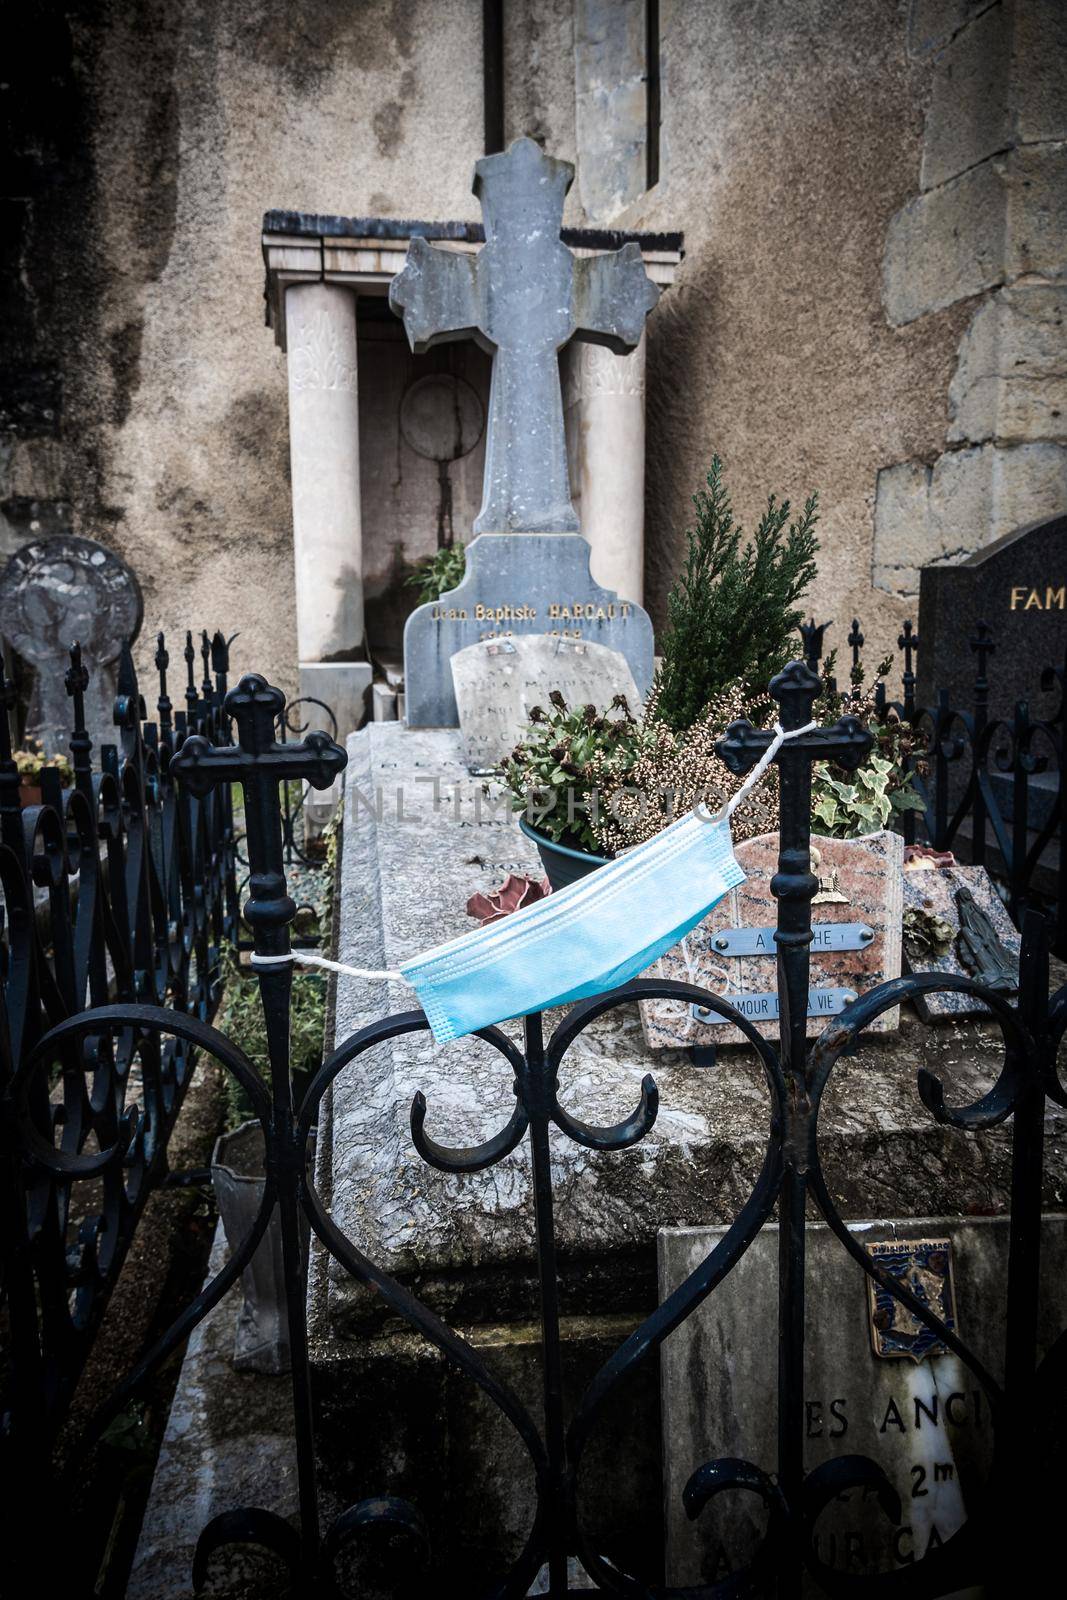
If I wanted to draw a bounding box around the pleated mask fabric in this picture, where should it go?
[400,809,744,1043]
[251,721,815,1047]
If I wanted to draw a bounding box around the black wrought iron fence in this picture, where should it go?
[0,629,239,1467]
[803,615,1064,954]
[2,649,1063,1598]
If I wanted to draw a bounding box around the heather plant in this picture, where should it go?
[590,679,779,855]
[655,456,820,732]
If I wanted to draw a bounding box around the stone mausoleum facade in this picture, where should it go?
[3,0,1064,717]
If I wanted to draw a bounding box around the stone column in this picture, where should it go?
[284,282,372,734]
[563,333,647,604]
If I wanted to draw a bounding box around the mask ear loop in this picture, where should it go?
[694,719,819,827]
[249,950,409,982]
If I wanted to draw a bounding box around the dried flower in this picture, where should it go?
[467,873,551,926]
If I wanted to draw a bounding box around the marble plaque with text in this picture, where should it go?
[660,1215,1067,1592]
[639,829,904,1048]
[451,632,639,770]
[403,533,654,727]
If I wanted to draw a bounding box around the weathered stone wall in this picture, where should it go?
[3,0,1063,692]
[1,0,484,698]
[875,0,1067,607]
[628,0,1006,669]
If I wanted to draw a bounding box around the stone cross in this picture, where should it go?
[0,533,142,755]
[172,674,346,956]
[389,136,659,535]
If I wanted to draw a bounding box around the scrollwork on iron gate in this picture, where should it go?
[4,658,1064,1597]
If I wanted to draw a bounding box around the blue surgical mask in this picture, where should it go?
[255,721,812,1044]
[400,809,744,1042]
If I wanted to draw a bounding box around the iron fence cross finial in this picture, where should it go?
[183,629,198,721]
[389,135,659,535]
[716,660,872,1074]
[154,632,173,744]
[64,643,94,796]
[171,674,346,950]
[970,618,995,698]
[799,617,831,676]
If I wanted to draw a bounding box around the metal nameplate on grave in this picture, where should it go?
[640,830,904,1048]
[866,1238,958,1363]
[709,923,875,957]
[692,988,857,1025]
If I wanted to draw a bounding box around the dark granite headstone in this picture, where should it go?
[917,516,1065,722]
[0,534,143,754]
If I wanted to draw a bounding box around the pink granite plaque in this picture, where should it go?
[639,829,904,1048]
[901,859,1021,1020]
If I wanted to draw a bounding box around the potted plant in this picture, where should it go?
[13,740,73,806]
[502,690,650,889]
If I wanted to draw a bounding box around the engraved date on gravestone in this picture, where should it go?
[708,922,875,957]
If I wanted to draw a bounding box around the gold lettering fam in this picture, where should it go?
[1009,584,1065,610]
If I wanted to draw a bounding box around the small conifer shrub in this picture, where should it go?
[655,457,819,732]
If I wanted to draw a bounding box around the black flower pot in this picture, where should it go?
[519,817,610,891]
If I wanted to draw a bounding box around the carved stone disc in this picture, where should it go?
[399,374,485,462]
[0,535,143,666]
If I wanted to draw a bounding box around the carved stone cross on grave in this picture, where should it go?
[389,136,659,535]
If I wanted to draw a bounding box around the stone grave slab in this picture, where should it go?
[451,631,640,771]
[403,532,654,727]
[640,830,904,1049]
[917,514,1065,723]
[902,859,1021,1021]
[0,534,142,754]
[127,1224,297,1600]
[660,1214,1067,1591]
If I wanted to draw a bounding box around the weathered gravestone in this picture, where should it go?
[640,830,904,1049]
[0,534,142,753]
[451,631,640,771]
[917,515,1065,723]
[405,534,653,726]
[390,136,657,725]
[660,1215,1067,1592]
